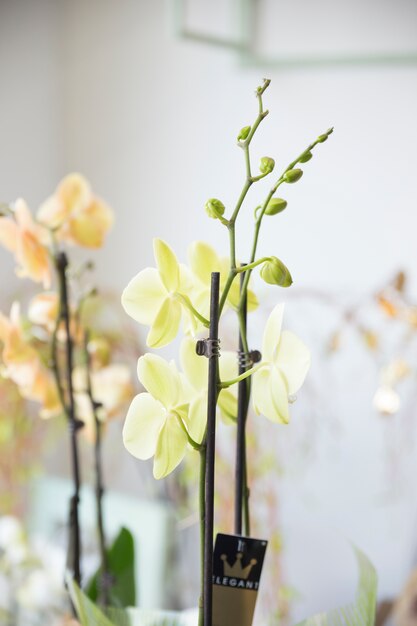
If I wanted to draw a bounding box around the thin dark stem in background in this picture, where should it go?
[203,272,220,626]
[235,266,248,536]
[54,251,83,586]
[84,330,110,606]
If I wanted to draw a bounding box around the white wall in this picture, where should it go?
[1,0,417,621]
[0,0,64,293]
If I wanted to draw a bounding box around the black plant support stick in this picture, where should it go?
[54,251,83,586]
[203,272,220,626]
[235,266,248,536]
[83,330,110,606]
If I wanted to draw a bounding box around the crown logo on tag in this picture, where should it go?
[220,552,257,580]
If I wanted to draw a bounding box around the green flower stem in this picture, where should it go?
[218,82,271,316]
[83,330,111,607]
[174,293,210,328]
[219,362,264,389]
[235,257,271,273]
[175,413,202,451]
[238,131,332,313]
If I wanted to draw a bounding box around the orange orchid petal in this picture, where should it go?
[66,197,113,248]
[0,217,18,253]
[16,231,51,287]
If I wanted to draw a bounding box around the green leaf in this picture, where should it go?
[294,546,377,626]
[86,527,136,608]
[66,573,119,626]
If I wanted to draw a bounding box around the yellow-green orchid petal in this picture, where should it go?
[179,263,194,293]
[147,297,182,348]
[137,354,180,408]
[180,337,207,391]
[275,330,311,395]
[188,393,208,444]
[153,238,179,292]
[123,392,166,460]
[224,267,258,312]
[269,367,290,424]
[218,388,237,423]
[262,303,284,362]
[153,414,188,479]
[121,267,166,325]
[226,276,241,309]
[252,366,280,422]
[246,288,259,311]
[219,349,238,382]
[188,241,221,285]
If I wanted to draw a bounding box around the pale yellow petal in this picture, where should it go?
[262,304,284,363]
[123,392,166,460]
[137,353,179,407]
[178,263,194,294]
[218,388,237,424]
[276,330,311,395]
[252,365,290,424]
[219,349,238,383]
[153,239,179,292]
[147,297,181,348]
[187,393,207,443]
[246,287,259,312]
[188,241,221,285]
[269,367,290,424]
[121,268,166,325]
[226,275,241,309]
[153,413,188,479]
[180,336,207,391]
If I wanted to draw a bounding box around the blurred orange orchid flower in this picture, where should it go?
[0,303,60,418]
[0,199,51,287]
[38,173,113,249]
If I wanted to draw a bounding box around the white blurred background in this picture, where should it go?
[1,0,417,622]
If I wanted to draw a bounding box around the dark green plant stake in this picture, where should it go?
[202,272,220,626]
[235,267,248,536]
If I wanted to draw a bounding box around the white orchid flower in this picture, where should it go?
[180,337,238,442]
[252,304,310,424]
[121,239,196,348]
[123,353,195,479]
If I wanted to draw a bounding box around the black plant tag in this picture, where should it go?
[212,533,268,626]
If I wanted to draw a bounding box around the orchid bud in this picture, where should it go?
[260,257,292,287]
[317,128,333,143]
[265,198,287,216]
[205,198,225,220]
[284,168,303,183]
[259,157,275,175]
[237,125,251,141]
[299,151,313,163]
